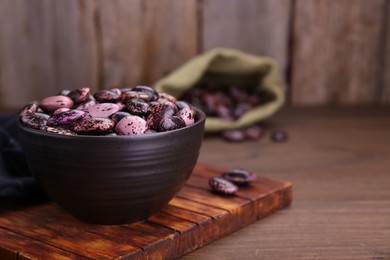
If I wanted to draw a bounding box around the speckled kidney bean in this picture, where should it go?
[115,115,147,135]
[66,87,90,104]
[121,91,150,104]
[146,103,177,131]
[39,95,74,113]
[72,117,115,135]
[158,100,178,113]
[21,112,49,130]
[176,107,195,126]
[222,130,246,142]
[85,103,120,118]
[244,125,264,140]
[126,98,150,116]
[132,86,159,102]
[94,89,121,103]
[19,102,48,129]
[157,115,185,132]
[209,177,237,195]
[47,109,87,127]
[222,168,256,186]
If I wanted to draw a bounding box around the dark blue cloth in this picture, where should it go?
[0,113,46,200]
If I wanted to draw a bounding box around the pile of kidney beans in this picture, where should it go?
[182,83,266,142]
[19,86,196,136]
[182,83,261,121]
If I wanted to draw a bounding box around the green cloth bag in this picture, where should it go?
[154,48,285,132]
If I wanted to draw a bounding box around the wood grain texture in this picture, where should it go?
[0,228,89,260]
[48,0,99,92]
[98,0,198,88]
[291,0,387,105]
[0,0,99,110]
[382,1,390,103]
[0,164,291,259]
[202,0,291,82]
[182,106,390,259]
[0,0,52,109]
[1,1,389,109]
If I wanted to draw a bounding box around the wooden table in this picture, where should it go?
[1,106,389,259]
[182,106,390,259]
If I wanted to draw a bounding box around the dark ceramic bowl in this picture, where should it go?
[17,108,205,225]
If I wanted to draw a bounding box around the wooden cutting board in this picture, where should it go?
[0,164,292,259]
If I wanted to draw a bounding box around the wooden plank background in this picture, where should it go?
[0,0,389,110]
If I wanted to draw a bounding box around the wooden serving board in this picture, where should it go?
[0,164,292,259]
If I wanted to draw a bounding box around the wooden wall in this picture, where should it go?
[0,0,389,110]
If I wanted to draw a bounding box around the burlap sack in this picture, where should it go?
[154,48,285,132]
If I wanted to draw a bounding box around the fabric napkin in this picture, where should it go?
[0,113,45,200]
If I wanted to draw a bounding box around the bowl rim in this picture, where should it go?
[17,107,206,140]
